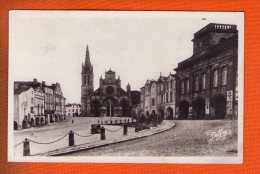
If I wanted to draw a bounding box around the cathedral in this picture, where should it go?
[81,46,133,117]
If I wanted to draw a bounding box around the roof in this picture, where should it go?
[14,86,32,95]
[175,34,238,71]
[106,69,116,74]
[193,23,238,40]
[65,103,81,107]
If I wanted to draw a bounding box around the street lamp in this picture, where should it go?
[108,99,112,119]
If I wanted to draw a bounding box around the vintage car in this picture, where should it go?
[91,124,101,134]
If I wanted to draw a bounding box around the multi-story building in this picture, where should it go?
[65,103,81,117]
[14,86,35,130]
[174,23,238,119]
[42,81,54,123]
[52,83,66,121]
[33,85,45,126]
[13,79,66,130]
[140,73,176,120]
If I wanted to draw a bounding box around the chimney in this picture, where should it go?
[14,83,19,90]
[42,81,46,86]
[33,78,37,84]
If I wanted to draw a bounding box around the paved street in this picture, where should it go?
[14,116,135,156]
[65,120,238,156]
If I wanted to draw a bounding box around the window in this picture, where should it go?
[202,73,206,90]
[170,80,173,89]
[31,98,34,104]
[222,67,227,86]
[87,76,90,85]
[195,76,199,91]
[213,69,218,87]
[161,95,163,103]
[166,93,169,103]
[170,92,173,102]
[181,81,185,94]
[152,98,155,106]
[84,75,86,85]
[186,79,190,93]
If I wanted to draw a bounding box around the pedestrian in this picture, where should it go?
[72,119,74,124]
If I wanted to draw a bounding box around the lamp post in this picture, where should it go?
[109,99,112,118]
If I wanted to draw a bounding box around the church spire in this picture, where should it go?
[85,45,91,65]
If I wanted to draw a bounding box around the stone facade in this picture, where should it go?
[81,46,138,117]
[174,23,238,119]
[13,79,66,130]
[140,73,176,120]
[14,86,35,130]
[65,103,81,116]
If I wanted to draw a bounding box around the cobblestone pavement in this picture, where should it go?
[65,120,238,156]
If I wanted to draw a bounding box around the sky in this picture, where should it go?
[9,11,243,103]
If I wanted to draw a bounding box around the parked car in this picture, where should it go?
[91,124,101,134]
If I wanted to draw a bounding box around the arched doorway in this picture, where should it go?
[31,118,35,127]
[102,97,118,117]
[35,117,40,126]
[211,94,226,119]
[22,119,27,129]
[14,121,18,130]
[192,97,205,119]
[50,115,54,123]
[166,107,174,120]
[179,100,189,119]
[45,115,48,125]
[91,100,101,117]
[120,99,129,116]
[40,117,44,125]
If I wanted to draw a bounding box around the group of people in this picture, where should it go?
[138,112,163,124]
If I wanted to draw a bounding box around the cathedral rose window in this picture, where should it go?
[106,86,114,95]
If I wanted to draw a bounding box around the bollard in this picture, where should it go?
[123,124,128,135]
[69,131,74,146]
[23,139,30,156]
[100,126,106,140]
[135,123,140,132]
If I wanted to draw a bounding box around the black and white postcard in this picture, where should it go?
[8,11,244,163]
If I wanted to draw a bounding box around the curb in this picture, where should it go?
[36,120,175,156]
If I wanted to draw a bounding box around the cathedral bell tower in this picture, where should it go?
[81,46,94,116]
